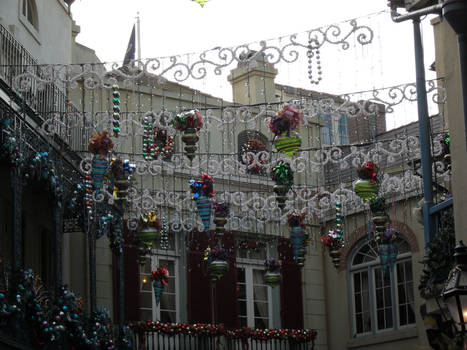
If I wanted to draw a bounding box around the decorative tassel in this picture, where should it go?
[196,195,212,233]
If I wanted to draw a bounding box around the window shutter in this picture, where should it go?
[116,221,140,322]
[187,230,212,323]
[278,237,304,329]
[214,231,239,328]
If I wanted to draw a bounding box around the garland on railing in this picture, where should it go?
[130,321,317,342]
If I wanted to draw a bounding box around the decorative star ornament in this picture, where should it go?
[192,0,209,7]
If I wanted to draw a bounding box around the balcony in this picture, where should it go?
[129,321,317,350]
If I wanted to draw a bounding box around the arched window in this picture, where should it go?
[348,236,415,337]
[22,0,38,30]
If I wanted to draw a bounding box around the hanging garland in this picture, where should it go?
[130,321,317,342]
[153,127,174,158]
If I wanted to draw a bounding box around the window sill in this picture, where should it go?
[347,327,418,348]
[18,14,40,44]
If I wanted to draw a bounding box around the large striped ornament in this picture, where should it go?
[91,154,108,191]
[208,259,229,282]
[290,225,306,265]
[196,195,212,233]
[354,179,379,202]
[379,243,389,273]
[387,242,398,271]
[274,135,301,157]
[153,279,164,305]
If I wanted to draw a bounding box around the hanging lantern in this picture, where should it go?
[264,258,281,288]
[138,211,162,250]
[174,110,203,162]
[287,210,307,267]
[270,161,294,210]
[189,174,215,234]
[88,131,114,191]
[212,200,229,238]
[152,267,169,305]
[354,161,379,202]
[269,105,303,158]
[205,246,229,282]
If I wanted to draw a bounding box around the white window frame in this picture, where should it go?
[237,258,273,329]
[18,0,40,43]
[348,238,415,338]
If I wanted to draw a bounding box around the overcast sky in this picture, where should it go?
[71,0,438,128]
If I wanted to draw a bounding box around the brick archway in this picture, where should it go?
[338,220,420,272]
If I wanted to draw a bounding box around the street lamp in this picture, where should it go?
[442,241,467,335]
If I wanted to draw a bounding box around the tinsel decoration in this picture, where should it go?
[269,105,303,157]
[270,161,294,210]
[84,175,93,221]
[112,85,120,137]
[107,213,124,255]
[138,210,162,250]
[88,131,113,191]
[142,114,154,160]
[263,258,281,288]
[287,210,307,267]
[174,110,203,161]
[241,138,267,174]
[152,267,169,306]
[354,161,379,202]
[0,119,23,166]
[204,246,229,282]
[160,216,169,250]
[212,200,229,238]
[189,174,215,234]
[379,228,399,274]
[107,158,135,200]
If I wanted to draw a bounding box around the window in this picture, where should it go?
[349,237,415,337]
[236,242,273,329]
[139,234,178,322]
[22,0,38,30]
[338,114,349,144]
[319,114,333,145]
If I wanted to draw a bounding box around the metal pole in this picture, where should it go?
[54,202,63,290]
[11,167,22,271]
[88,224,97,313]
[413,18,435,242]
[118,251,125,325]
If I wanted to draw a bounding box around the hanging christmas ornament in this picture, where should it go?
[263,258,281,288]
[138,211,162,250]
[270,161,294,210]
[241,138,267,175]
[307,40,322,84]
[142,114,154,160]
[212,200,229,238]
[112,85,121,137]
[189,174,215,234]
[321,202,344,268]
[107,158,135,200]
[287,210,307,267]
[160,216,169,250]
[204,246,229,282]
[369,196,388,243]
[354,161,379,201]
[269,105,303,158]
[174,110,203,161]
[88,131,113,191]
[152,267,169,306]
[192,0,209,6]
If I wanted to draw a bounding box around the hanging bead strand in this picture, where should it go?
[112,85,121,137]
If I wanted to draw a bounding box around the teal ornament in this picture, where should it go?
[153,279,164,305]
[91,154,108,191]
[290,225,306,267]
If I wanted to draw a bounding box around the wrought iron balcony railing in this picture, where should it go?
[129,322,317,350]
